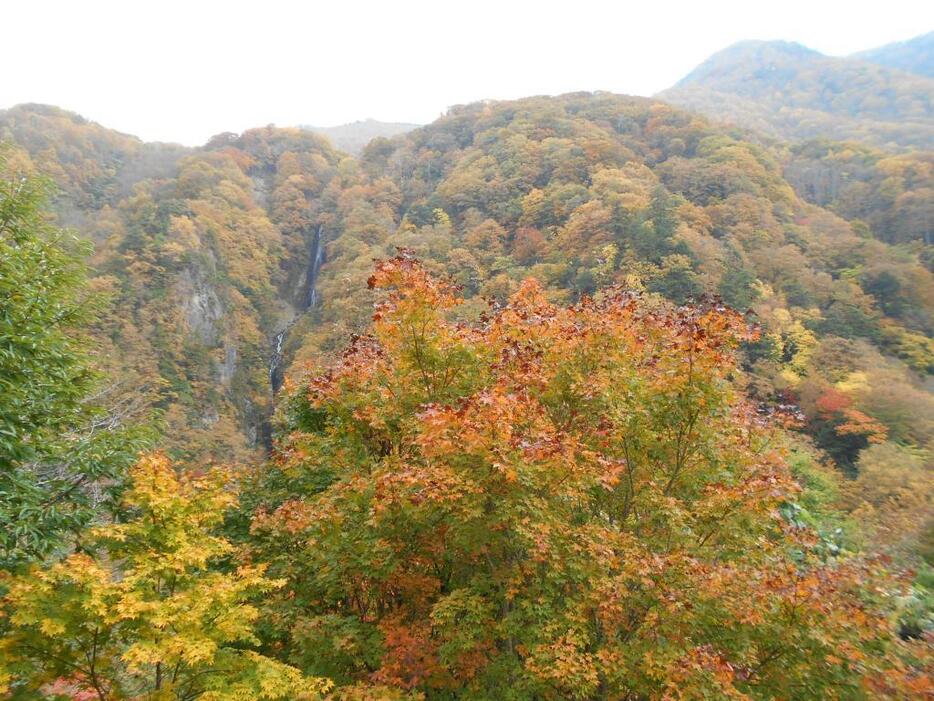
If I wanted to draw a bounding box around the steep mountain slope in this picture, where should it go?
[853,31,934,78]
[658,39,934,149]
[1,107,347,461]
[302,118,419,154]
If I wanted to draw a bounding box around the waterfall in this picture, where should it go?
[303,224,325,310]
[269,329,287,394]
[268,225,325,396]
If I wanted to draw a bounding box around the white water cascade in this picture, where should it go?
[268,226,325,395]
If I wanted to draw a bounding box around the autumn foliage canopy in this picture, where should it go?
[243,253,924,699]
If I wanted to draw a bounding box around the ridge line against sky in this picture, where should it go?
[4,0,933,146]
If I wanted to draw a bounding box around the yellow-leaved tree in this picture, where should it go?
[0,454,330,701]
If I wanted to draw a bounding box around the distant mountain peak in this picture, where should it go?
[718,39,819,55]
[660,33,934,149]
[301,119,420,155]
[852,31,934,78]
[674,40,823,89]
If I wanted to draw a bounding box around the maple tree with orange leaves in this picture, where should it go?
[244,253,930,699]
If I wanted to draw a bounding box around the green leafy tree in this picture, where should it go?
[0,162,150,568]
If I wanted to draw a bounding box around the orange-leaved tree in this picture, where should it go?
[248,252,928,700]
[0,454,330,701]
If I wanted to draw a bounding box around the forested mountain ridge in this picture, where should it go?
[313,94,934,496]
[658,37,934,149]
[0,104,189,228]
[2,94,932,485]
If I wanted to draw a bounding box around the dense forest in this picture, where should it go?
[0,31,932,700]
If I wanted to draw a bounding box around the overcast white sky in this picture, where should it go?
[3,0,931,145]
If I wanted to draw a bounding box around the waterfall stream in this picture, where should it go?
[268,225,325,395]
[304,224,325,309]
[268,328,287,394]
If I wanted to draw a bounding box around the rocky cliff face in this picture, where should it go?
[178,267,224,345]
